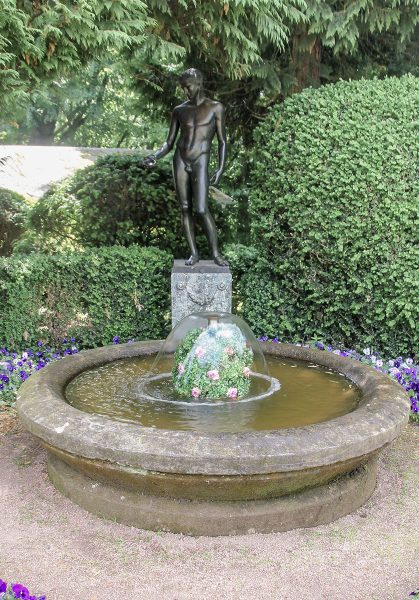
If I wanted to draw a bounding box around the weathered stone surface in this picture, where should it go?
[41,438,381,501]
[171,260,232,327]
[17,342,410,476]
[16,341,410,534]
[48,453,378,536]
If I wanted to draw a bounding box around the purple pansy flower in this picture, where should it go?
[12,583,30,598]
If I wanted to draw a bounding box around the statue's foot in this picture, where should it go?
[185,254,199,266]
[213,254,229,267]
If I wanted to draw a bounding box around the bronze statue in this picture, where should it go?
[142,68,228,266]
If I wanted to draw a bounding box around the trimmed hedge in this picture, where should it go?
[0,246,172,349]
[20,153,232,257]
[246,75,419,356]
[0,188,27,256]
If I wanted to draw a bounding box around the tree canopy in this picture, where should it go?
[0,0,305,106]
[0,0,150,103]
[0,0,417,144]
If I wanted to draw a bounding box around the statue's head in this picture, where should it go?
[179,68,204,100]
[179,68,204,86]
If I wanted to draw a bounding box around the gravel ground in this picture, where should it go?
[0,412,417,600]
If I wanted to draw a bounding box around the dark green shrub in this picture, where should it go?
[247,75,419,355]
[0,188,27,256]
[20,153,232,257]
[0,245,172,349]
[224,243,261,312]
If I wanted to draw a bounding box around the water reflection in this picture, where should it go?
[65,355,359,432]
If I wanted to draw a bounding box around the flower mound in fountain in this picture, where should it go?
[142,311,275,405]
[172,322,253,399]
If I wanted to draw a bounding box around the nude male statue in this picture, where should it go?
[142,68,228,266]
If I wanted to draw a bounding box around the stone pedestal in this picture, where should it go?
[171,260,232,327]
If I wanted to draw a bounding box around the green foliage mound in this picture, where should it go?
[247,75,419,356]
[21,153,231,257]
[0,188,27,256]
[0,246,171,350]
[172,324,253,399]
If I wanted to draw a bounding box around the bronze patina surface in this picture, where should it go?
[141,68,228,267]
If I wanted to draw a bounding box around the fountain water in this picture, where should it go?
[65,313,358,434]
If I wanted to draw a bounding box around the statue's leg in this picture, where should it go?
[173,151,198,265]
[191,156,228,267]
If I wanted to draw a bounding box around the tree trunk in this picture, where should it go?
[291,28,322,93]
[28,119,57,145]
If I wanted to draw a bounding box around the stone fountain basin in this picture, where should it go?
[17,341,410,535]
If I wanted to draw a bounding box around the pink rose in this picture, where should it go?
[207,369,220,381]
[191,387,201,398]
[243,366,251,377]
[227,387,238,399]
[195,346,205,358]
[224,346,234,356]
[177,363,185,374]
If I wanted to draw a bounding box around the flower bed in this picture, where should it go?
[0,579,45,600]
[0,339,79,407]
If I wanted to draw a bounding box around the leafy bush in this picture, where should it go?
[19,153,233,257]
[0,188,27,256]
[247,75,419,356]
[0,245,172,350]
[223,243,262,313]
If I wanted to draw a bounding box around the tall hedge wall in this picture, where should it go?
[246,75,419,355]
[0,246,172,350]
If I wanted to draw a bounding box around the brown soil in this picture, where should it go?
[0,409,417,600]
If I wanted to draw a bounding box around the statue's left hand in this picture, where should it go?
[141,155,157,169]
[210,169,223,186]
